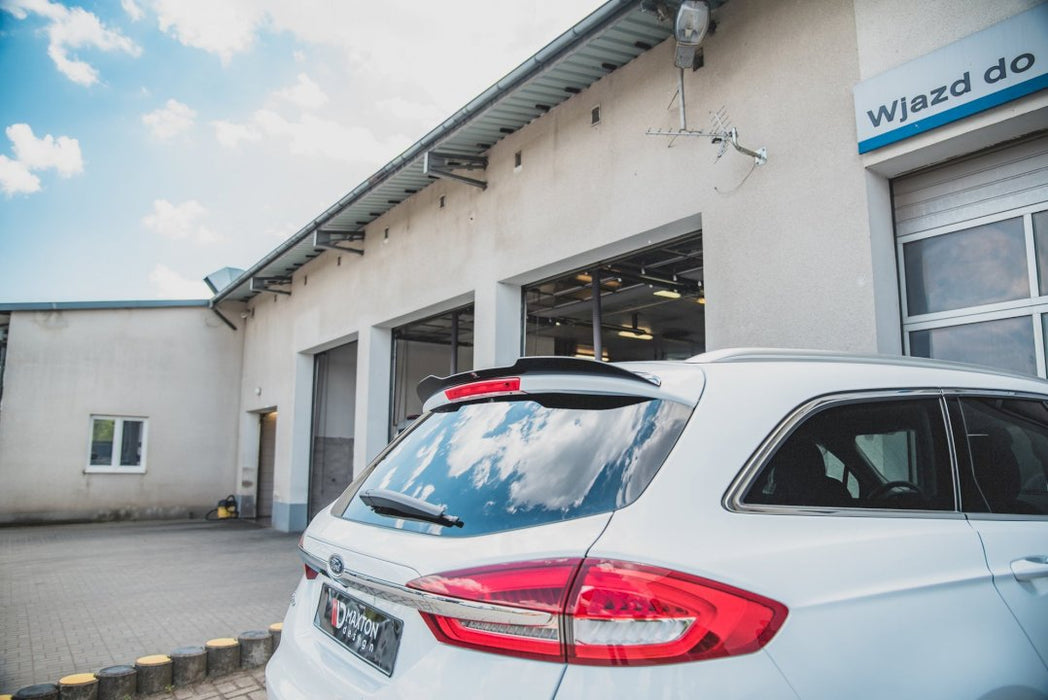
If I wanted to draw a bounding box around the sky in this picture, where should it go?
[0,0,607,302]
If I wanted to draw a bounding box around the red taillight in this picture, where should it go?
[567,560,787,665]
[408,559,579,662]
[443,377,521,402]
[304,564,319,580]
[406,559,787,666]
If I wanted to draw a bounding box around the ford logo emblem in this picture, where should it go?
[329,554,344,576]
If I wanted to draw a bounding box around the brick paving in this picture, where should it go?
[142,666,268,700]
[0,519,301,696]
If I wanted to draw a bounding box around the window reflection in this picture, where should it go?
[1034,210,1048,296]
[904,217,1027,315]
[344,398,691,537]
[910,316,1035,375]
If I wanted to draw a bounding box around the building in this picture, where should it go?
[0,301,243,522]
[2,0,1046,530]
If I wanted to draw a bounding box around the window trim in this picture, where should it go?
[723,389,965,519]
[85,414,148,474]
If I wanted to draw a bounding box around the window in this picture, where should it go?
[0,327,6,406]
[901,206,1048,377]
[744,398,954,510]
[951,397,1048,515]
[340,395,692,537]
[87,416,147,472]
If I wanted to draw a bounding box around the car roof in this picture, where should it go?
[682,347,1048,395]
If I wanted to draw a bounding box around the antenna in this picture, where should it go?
[647,68,767,166]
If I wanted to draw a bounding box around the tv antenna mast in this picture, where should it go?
[647,68,767,166]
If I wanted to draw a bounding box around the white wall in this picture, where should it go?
[0,306,243,523]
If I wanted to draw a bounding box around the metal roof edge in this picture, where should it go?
[0,300,210,312]
[210,0,642,307]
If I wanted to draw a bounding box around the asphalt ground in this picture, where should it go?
[0,519,302,695]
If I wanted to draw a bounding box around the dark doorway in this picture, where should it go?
[310,342,357,518]
[257,411,277,520]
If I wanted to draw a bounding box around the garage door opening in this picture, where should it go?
[310,341,357,519]
[391,306,474,437]
[524,233,704,361]
[256,411,276,521]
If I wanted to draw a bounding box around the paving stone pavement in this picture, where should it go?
[0,519,302,695]
[142,665,268,700]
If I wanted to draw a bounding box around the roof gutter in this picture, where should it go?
[210,0,640,307]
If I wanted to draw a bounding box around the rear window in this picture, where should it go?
[340,395,692,537]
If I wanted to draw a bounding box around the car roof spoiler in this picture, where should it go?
[417,356,659,405]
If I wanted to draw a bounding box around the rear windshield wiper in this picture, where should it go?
[359,489,464,529]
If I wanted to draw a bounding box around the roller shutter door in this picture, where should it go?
[894,134,1048,376]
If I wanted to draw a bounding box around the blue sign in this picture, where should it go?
[854,4,1048,154]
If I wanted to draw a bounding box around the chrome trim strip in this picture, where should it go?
[300,547,328,575]
[941,395,964,513]
[298,547,554,627]
[966,512,1048,522]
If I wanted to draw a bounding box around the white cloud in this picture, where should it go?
[142,199,221,244]
[7,123,83,177]
[0,122,83,196]
[0,155,41,196]
[152,0,265,64]
[375,96,450,132]
[211,120,262,149]
[1,0,141,85]
[142,99,197,139]
[121,0,144,22]
[148,264,211,298]
[274,73,328,111]
[264,222,297,240]
[252,109,407,164]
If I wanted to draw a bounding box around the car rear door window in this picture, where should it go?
[744,397,955,510]
[339,395,692,537]
[951,397,1048,515]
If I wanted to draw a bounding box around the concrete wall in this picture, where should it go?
[219,0,1048,530]
[0,306,243,523]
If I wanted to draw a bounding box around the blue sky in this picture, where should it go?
[0,0,605,301]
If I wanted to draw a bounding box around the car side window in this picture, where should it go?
[953,397,1048,516]
[744,398,954,510]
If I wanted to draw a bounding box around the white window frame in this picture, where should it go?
[86,415,148,474]
[899,202,1048,378]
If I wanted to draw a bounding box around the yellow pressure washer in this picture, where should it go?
[206,494,239,520]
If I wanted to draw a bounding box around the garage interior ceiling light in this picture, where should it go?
[619,313,654,341]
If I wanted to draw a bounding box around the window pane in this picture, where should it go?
[904,217,1027,315]
[90,419,115,466]
[744,398,954,510]
[909,316,1035,376]
[957,398,1048,515]
[1033,210,1048,296]
[120,420,143,466]
[342,397,691,537]
[856,432,914,482]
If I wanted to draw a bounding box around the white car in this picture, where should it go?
[267,349,1048,698]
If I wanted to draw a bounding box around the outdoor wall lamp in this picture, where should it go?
[674,1,710,69]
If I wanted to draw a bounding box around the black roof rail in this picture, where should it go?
[417,356,655,404]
